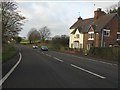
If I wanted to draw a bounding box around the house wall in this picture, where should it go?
[69,29,84,48]
[69,34,74,48]
[103,16,119,47]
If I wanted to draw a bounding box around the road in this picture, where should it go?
[2,45,118,88]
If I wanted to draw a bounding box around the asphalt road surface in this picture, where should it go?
[2,45,118,88]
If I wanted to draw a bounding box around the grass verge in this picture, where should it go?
[2,44,17,63]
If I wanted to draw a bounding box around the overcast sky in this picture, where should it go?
[17,1,119,38]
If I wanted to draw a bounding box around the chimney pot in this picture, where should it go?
[78,16,82,20]
[97,8,101,11]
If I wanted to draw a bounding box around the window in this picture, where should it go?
[104,29,110,37]
[80,44,82,48]
[117,32,120,41]
[71,43,73,48]
[76,34,79,38]
[88,32,94,40]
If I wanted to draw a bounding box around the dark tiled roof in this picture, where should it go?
[70,13,118,33]
[70,18,94,32]
[92,13,117,32]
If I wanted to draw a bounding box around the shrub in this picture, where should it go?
[89,47,119,61]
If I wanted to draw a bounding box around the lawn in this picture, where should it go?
[2,44,17,63]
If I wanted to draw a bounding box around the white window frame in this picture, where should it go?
[88,32,94,40]
[117,32,120,41]
[103,29,110,37]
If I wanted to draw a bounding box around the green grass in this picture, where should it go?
[20,40,41,44]
[20,40,29,44]
[2,44,17,63]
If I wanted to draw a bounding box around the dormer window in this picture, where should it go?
[104,29,110,37]
[88,32,94,40]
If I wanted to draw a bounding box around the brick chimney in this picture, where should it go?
[94,8,106,21]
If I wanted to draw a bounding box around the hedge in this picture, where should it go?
[89,47,119,61]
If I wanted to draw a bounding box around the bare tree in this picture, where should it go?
[1,1,26,43]
[39,26,51,41]
[27,28,40,44]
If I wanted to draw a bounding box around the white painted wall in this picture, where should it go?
[69,29,84,48]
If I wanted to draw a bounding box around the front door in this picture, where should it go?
[87,44,91,50]
[74,41,79,48]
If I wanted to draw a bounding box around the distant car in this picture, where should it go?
[32,45,38,49]
[41,46,48,51]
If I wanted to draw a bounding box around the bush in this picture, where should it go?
[89,47,119,61]
[50,44,60,51]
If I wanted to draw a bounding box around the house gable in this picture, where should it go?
[88,26,95,32]
[75,29,80,35]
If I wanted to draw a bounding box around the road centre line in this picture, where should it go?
[41,52,44,54]
[0,52,22,86]
[53,51,117,66]
[53,57,64,62]
[45,54,51,57]
[70,64,106,79]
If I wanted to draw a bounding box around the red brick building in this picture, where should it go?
[69,8,120,50]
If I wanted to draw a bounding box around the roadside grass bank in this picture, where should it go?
[2,44,17,63]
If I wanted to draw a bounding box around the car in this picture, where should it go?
[41,46,48,51]
[32,45,38,49]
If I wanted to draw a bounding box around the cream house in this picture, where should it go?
[69,28,83,49]
[69,16,93,49]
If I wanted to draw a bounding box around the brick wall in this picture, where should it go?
[83,33,88,49]
[104,16,119,47]
[94,33,100,47]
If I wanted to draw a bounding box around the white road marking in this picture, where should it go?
[45,54,51,57]
[41,52,44,54]
[70,64,106,79]
[53,57,64,62]
[52,51,117,66]
[0,52,22,86]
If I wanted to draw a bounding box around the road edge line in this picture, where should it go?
[0,52,22,86]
